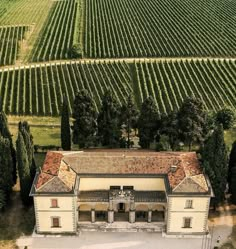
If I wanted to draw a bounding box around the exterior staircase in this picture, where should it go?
[78,221,165,233]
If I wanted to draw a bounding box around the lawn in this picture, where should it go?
[8,116,61,147]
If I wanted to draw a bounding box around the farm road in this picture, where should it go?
[1,56,236,72]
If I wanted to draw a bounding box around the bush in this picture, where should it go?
[70,44,82,58]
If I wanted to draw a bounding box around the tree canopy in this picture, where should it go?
[97,89,121,147]
[61,95,71,150]
[18,121,36,181]
[138,96,160,149]
[177,97,206,151]
[0,135,14,209]
[215,107,235,130]
[201,124,228,206]
[72,89,97,148]
[16,132,32,205]
[120,94,139,148]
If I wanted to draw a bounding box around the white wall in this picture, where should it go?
[167,196,210,234]
[34,196,77,233]
[79,178,165,191]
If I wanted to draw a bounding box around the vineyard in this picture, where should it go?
[83,0,236,58]
[133,59,236,113]
[0,25,29,66]
[0,61,132,116]
[0,0,54,63]
[31,0,79,62]
[0,59,235,116]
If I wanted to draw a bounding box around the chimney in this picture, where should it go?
[170,165,177,173]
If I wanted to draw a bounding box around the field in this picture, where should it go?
[0,58,235,116]
[0,60,132,115]
[83,0,236,58]
[0,0,54,64]
[0,25,29,66]
[133,59,236,112]
[31,0,79,62]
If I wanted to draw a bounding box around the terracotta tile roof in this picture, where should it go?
[35,151,76,192]
[35,151,209,193]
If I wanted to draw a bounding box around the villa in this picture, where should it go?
[30,151,213,235]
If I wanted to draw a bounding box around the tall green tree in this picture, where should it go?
[228,141,236,195]
[0,135,14,209]
[138,96,160,149]
[97,89,121,147]
[120,95,139,148]
[61,95,71,150]
[177,97,206,151]
[160,112,179,150]
[230,167,236,204]
[16,132,32,205]
[19,121,36,181]
[72,89,97,148]
[201,124,228,206]
[215,107,236,130]
[0,104,17,184]
[0,189,6,211]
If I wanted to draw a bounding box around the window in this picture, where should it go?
[51,199,58,208]
[183,217,192,228]
[51,217,60,228]
[185,200,193,209]
[123,186,134,190]
[110,186,121,190]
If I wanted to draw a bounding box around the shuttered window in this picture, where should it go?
[52,217,60,227]
[51,199,58,208]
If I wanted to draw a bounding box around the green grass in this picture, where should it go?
[8,116,61,146]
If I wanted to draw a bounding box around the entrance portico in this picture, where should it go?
[77,188,167,226]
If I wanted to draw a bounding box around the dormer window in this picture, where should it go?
[51,199,58,208]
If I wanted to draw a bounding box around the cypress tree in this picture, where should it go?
[0,107,17,184]
[19,121,36,181]
[215,107,236,130]
[120,94,139,148]
[16,132,32,205]
[61,95,71,150]
[160,112,179,150]
[177,97,206,151]
[97,89,121,148]
[0,135,14,207]
[202,124,228,206]
[72,89,97,148]
[0,189,6,211]
[138,96,159,149]
[228,141,236,197]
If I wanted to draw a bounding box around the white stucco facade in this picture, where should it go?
[34,196,77,234]
[30,151,213,235]
[166,196,210,234]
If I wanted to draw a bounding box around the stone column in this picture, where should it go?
[91,209,95,223]
[148,210,152,223]
[129,209,135,223]
[108,209,114,223]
